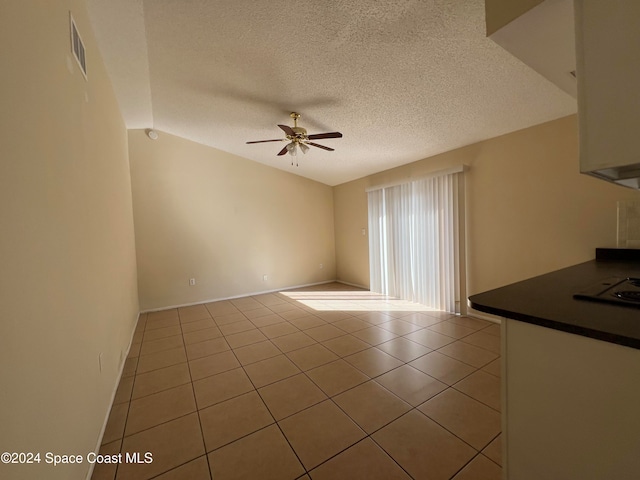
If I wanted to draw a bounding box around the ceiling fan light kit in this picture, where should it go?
[246,112,342,166]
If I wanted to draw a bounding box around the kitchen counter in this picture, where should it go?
[468,253,640,349]
[469,250,640,480]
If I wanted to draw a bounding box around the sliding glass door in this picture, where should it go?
[367,168,464,313]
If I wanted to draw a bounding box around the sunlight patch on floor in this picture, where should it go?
[279,289,442,313]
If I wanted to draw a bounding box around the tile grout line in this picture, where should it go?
[287,308,404,476]
[121,330,500,436]
[227,294,410,476]
[413,387,500,452]
[110,287,501,479]
[270,313,368,475]
[134,310,214,480]
[301,320,500,477]
[109,313,144,480]
[446,450,488,480]
[178,307,214,480]
[219,303,310,477]
[306,354,416,478]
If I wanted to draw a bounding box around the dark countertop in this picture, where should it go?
[468,254,640,350]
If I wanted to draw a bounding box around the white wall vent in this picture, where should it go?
[69,13,87,79]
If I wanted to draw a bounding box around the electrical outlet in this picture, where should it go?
[319,263,323,269]
[189,278,196,286]
[362,228,366,236]
[263,275,268,282]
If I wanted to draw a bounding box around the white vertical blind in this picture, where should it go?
[367,170,462,312]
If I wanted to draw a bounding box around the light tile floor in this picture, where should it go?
[93,283,502,480]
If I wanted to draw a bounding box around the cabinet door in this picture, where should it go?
[576,1,640,173]
[503,319,640,480]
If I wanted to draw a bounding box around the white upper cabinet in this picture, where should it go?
[575,1,640,188]
[488,0,640,189]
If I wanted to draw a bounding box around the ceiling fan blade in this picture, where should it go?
[308,142,335,152]
[307,132,343,140]
[277,145,289,156]
[278,124,296,136]
[246,139,286,144]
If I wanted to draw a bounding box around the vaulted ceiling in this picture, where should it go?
[87,0,576,186]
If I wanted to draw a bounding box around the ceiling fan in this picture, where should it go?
[246,112,343,165]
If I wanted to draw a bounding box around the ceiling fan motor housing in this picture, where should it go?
[291,127,307,137]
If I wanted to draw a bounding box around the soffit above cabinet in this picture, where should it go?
[488,0,577,99]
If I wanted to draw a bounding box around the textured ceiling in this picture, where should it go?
[87,0,576,186]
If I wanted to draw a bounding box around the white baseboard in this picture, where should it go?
[141,280,341,313]
[85,311,140,480]
[335,280,369,290]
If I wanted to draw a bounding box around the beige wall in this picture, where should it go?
[333,177,371,287]
[485,0,545,36]
[0,2,139,480]
[333,115,640,297]
[129,131,336,310]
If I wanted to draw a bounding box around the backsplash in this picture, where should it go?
[618,200,640,248]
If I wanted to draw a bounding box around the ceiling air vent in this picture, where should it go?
[69,13,87,79]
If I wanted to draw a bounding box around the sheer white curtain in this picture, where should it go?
[367,168,463,313]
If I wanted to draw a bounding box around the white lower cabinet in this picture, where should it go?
[502,319,640,479]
